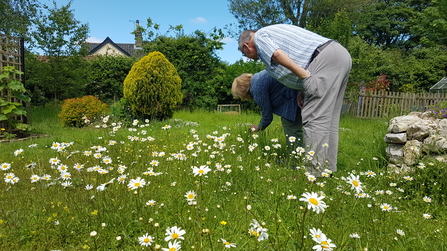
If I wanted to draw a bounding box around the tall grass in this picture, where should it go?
[0,105,445,250]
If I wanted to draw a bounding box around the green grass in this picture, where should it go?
[0,105,445,250]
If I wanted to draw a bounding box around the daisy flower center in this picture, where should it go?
[309,198,319,205]
[169,248,176,251]
[134,182,141,187]
[321,241,330,248]
[352,180,359,187]
[144,237,151,243]
[172,233,179,239]
[187,194,194,199]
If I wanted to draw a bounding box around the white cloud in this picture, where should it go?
[190,17,207,24]
[86,37,103,43]
[221,37,233,43]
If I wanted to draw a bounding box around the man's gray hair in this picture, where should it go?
[238,30,257,51]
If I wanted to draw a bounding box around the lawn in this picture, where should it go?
[0,104,445,250]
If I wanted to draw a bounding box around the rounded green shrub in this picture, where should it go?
[58,95,108,127]
[123,51,182,120]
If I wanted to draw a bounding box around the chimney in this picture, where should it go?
[135,20,142,49]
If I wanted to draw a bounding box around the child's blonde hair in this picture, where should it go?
[231,73,253,101]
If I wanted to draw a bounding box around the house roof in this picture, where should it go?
[429,77,447,92]
[85,37,135,56]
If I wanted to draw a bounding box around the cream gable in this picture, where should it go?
[91,43,127,56]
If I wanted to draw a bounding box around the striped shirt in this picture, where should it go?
[250,70,298,130]
[254,24,330,90]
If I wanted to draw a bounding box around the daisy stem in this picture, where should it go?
[299,207,308,251]
[207,229,214,251]
[318,210,327,227]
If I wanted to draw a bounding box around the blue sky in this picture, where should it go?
[46,0,243,64]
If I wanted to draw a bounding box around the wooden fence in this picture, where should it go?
[1,34,26,128]
[343,90,447,118]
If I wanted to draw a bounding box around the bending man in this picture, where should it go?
[238,24,352,174]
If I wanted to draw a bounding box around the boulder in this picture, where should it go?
[386,143,404,164]
[384,133,407,144]
[402,140,422,166]
[407,118,438,141]
[388,114,422,133]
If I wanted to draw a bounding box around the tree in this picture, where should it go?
[309,10,353,47]
[26,1,90,102]
[409,0,447,47]
[353,0,436,49]
[228,0,370,30]
[143,25,226,110]
[0,0,39,38]
[31,1,89,57]
[123,51,182,120]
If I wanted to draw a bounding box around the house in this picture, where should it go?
[84,20,144,57]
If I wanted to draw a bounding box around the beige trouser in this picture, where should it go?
[301,41,352,173]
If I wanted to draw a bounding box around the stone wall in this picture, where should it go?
[385,112,447,171]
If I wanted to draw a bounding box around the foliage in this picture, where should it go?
[143,25,226,111]
[0,66,31,136]
[363,74,391,92]
[309,11,353,47]
[58,95,108,127]
[425,100,447,119]
[25,54,90,104]
[221,60,265,110]
[409,0,447,47]
[354,0,418,49]
[346,37,447,93]
[353,0,446,50]
[0,0,39,38]
[0,108,445,250]
[228,0,370,30]
[123,51,182,120]
[25,2,90,105]
[109,98,134,123]
[85,56,137,103]
[31,1,89,57]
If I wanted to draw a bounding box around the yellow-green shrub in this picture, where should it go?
[58,95,108,127]
[123,51,182,120]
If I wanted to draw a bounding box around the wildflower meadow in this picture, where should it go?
[0,105,445,250]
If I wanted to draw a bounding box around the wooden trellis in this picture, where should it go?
[0,34,26,128]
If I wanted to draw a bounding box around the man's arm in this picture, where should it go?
[271,49,310,79]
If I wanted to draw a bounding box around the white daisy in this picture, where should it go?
[127,177,146,190]
[221,238,236,248]
[161,240,182,251]
[299,192,327,214]
[164,226,186,242]
[138,233,154,246]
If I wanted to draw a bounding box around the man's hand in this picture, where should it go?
[249,124,259,132]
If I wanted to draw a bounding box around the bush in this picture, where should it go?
[109,97,134,123]
[425,100,447,119]
[58,95,108,127]
[123,51,182,120]
[85,56,137,103]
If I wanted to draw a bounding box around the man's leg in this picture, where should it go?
[301,42,352,174]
